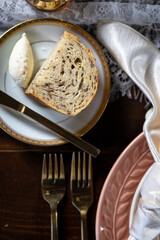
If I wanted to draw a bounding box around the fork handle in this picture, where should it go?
[81,213,88,240]
[51,208,58,240]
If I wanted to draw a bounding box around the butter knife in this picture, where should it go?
[0,90,100,157]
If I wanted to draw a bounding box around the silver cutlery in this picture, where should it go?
[70,152,93,240]
[41,153,65,240]
[0,90,100,158]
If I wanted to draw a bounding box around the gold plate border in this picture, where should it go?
[0,18,110,146]
[26,0,73,12]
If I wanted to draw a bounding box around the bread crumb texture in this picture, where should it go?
[25,30,98,116]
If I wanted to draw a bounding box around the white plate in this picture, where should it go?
[0,18,110,146]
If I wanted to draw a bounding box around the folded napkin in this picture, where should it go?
[97,20,160,240]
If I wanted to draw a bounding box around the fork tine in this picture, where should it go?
[70,152,93,240]
[48,154,52,179]
[77,152,81,187]
[88,154,92,187]
[41,153,65,240]
[54,154,58,179]
[60,154,65,179]
[42,154,47,179]
[82,152,86,187]
[71,152,76,181]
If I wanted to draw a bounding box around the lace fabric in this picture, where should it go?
[0,0,160,106]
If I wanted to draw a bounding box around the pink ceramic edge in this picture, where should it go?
[95,132,145,240]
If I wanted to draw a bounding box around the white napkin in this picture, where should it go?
[97,20,160,240]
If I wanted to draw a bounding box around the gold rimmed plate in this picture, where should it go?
[0,18,110,146]
[26,0,73,12]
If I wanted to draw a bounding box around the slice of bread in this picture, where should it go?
[25,30,98,116]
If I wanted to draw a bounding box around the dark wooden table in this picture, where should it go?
[0,86,147,240]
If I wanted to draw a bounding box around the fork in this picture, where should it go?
[41,153,65,240]
[70,152,93,240]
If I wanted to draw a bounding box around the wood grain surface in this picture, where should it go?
[0,87,147,240]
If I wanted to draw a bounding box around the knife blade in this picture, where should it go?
[0,90,100,157]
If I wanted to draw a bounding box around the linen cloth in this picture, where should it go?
[97,20,160,240]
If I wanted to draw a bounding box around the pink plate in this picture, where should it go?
[95,133,154,240]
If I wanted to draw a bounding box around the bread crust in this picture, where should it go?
[26,30,98,116]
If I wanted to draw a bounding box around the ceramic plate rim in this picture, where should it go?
[95,132,154,240]
[0,18,110,146]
